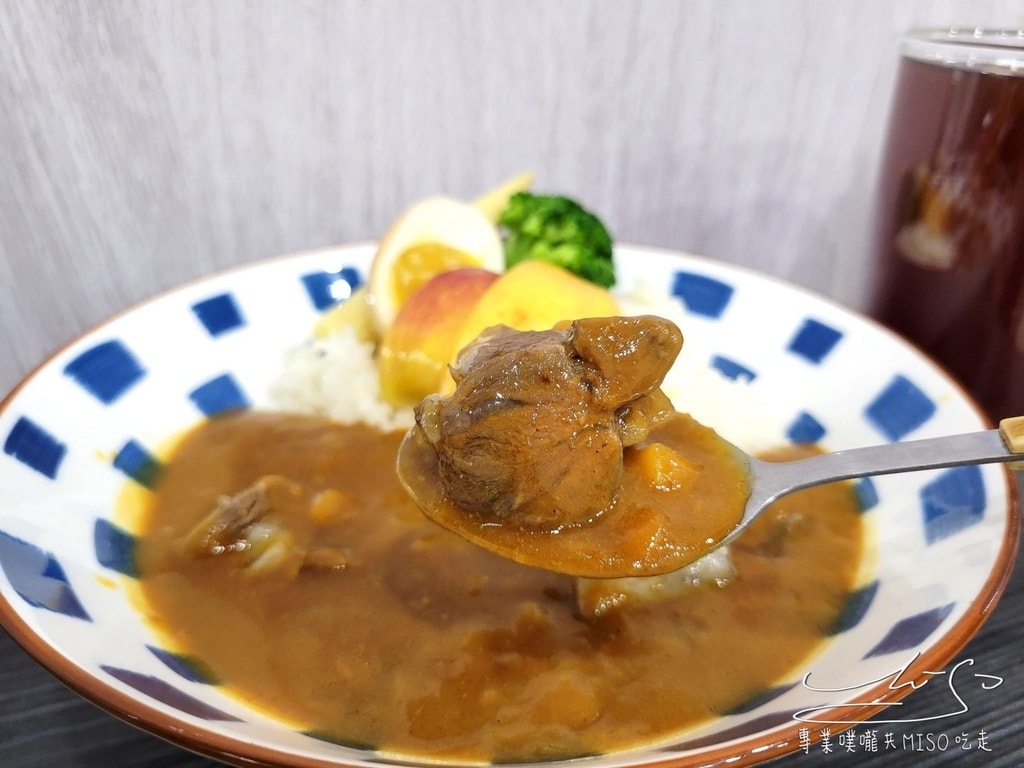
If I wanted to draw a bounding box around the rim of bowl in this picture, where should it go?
[0,243,1020,768]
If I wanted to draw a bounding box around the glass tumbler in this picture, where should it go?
[869,28,1024,422]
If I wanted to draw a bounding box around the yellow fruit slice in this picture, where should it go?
[473,170,535,223]
[449,260,621,369]
[432,261,621,396]
[313,288,376,343]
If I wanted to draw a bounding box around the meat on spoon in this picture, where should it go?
[396,316,751,578]
[397,316,1024,580]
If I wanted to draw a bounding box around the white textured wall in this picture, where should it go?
[2,0,1022,395]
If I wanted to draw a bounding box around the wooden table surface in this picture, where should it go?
[2,2,1022,765]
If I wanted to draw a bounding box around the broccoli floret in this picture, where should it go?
[498,192,616,288]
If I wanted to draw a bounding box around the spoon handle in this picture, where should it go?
[745,416,1024,518]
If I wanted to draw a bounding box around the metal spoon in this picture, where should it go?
[400,415,1023,579]
[718,416,1024,552]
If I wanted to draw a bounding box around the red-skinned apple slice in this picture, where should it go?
[378,267,500,407]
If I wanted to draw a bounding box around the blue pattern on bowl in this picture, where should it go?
[670,709,802,751]
[671,271,734,318]
[0,531,90,619]
[101,665,242,721]
[726,683,798,716]
[3,416,66,479]
[148,645,220,685]
[188,373,250,416]
[301,266,363,311]
[865,374,938,441]
[63,339,146,404]
[787,318,843,364]
[921,465,986,545]
[302,730,382,753]
[94,520,137,578]
[865,603,956,658]
[710,355,756,383]
[829,580,880,636]
[192,293,245,337]
[112,439,162,488]
[786,411,826,444]
[854,477,879,512]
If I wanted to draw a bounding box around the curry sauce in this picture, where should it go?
[132,410,864,762]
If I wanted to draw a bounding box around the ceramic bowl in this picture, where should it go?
[0,244,1018,767]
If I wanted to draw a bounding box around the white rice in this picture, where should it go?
[269,286,774,601]
[269,328,415,433]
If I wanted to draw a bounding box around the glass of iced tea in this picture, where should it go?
[869,28,1024,421]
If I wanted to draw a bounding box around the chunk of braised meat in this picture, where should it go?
[412,316,682,529]
[182,476,350,576]
[184,480,274,557]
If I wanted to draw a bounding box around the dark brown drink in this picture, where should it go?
[869,30,1024,421]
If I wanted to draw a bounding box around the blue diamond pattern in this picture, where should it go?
[865,375,936,441]
[301,267,363,311]
[671,272,734,318]
[191,293,244,337]
[112,439,162,488]
[100,665,241,721]
[0,531,90,619]
[148,646,219,684]
[921,465,986,545]
[727,682,797,715]
[64,340,145,404]
[710,355,756,382]
[865,602,955,658]
[787,411,825,444]
[93,519,137,578]
[788,318,843,364]
[3,416,67,479]
[189,374,249,416]
[302,731,381,752]
[854,477,879,512]
[672,709,801,750]
[829,580,879,635]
